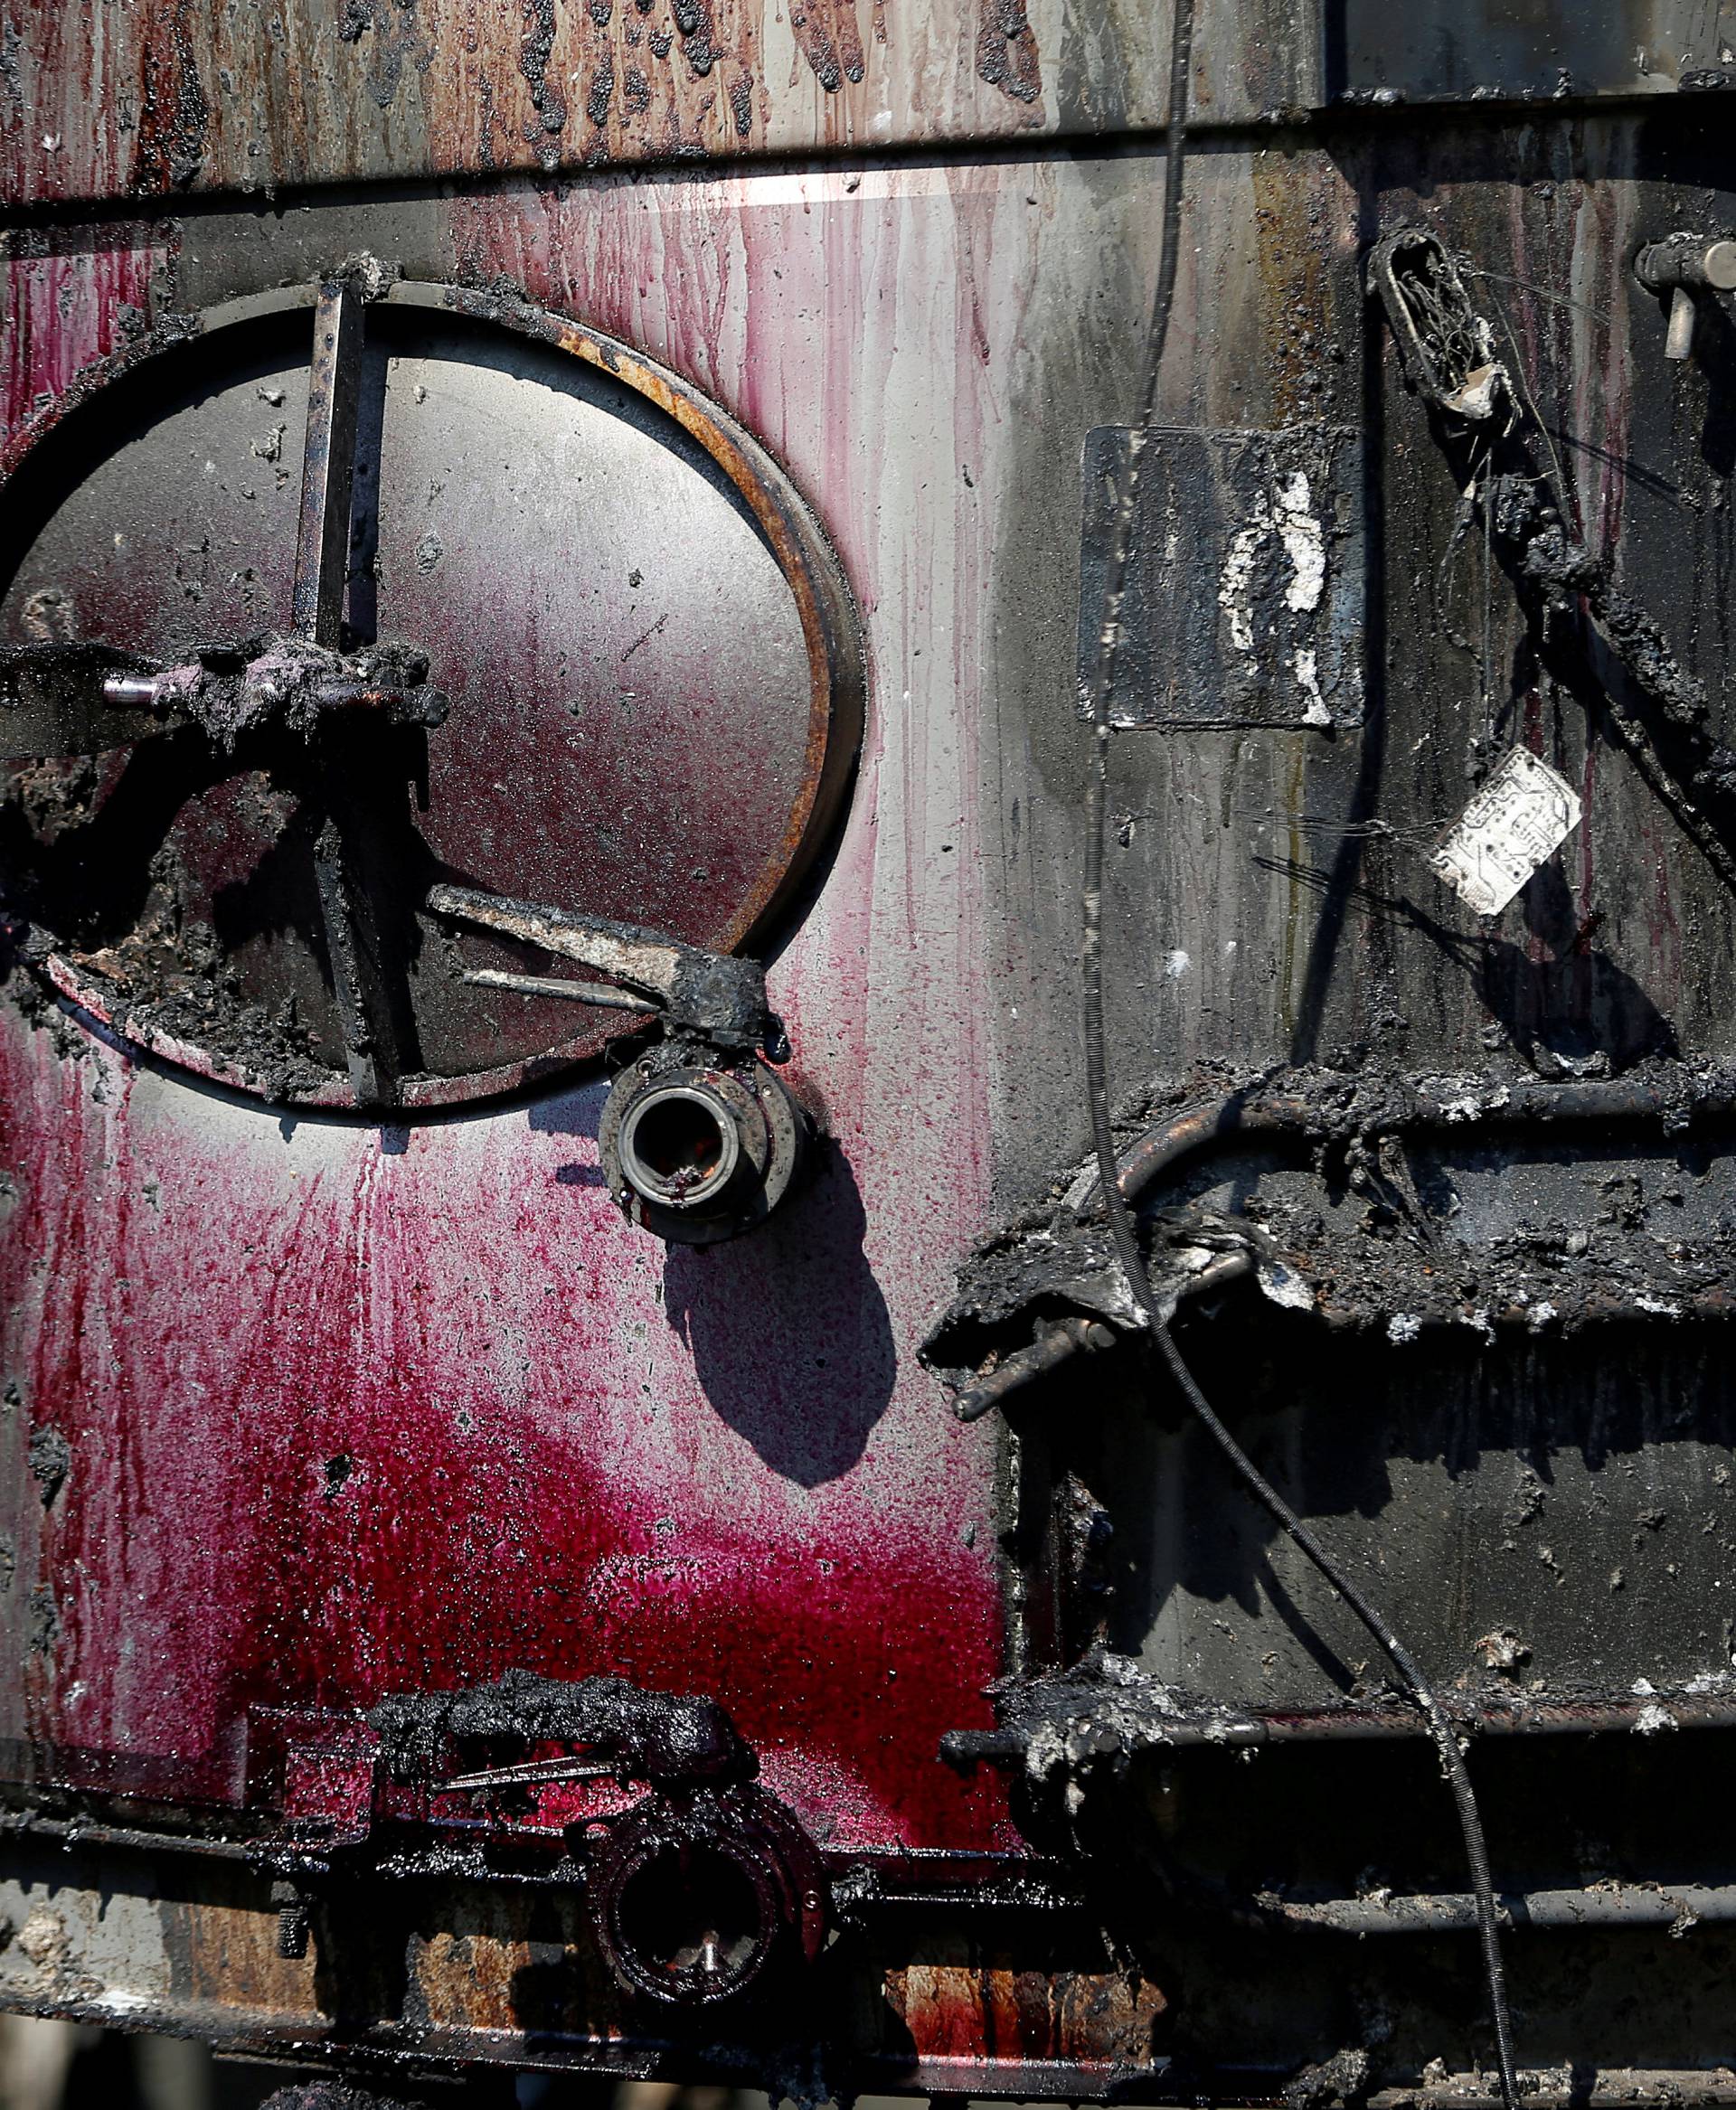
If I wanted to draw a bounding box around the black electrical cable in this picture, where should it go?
[1077,9,1519,2103]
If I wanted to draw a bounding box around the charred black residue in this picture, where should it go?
[586,56,615,127]
[252,2085,399,2110]
[334,0,432,111]
[0,628,448,1105]
[369,1668,756,1786]
[0,791,335,1102]
[518,0,569,153]
[788,5,863,92]
[474,68,503,171]
[942,1644,1260,1781]
[133,0,211,192]
[0,24,22,116]
[924,1212,1145,1391]
[928,1060,1736,1418]
[25,1427,68,1510]
[670,0,716,79]
[24,1585,57,1656]
[976,0,1043,106]
[126,636,440,753]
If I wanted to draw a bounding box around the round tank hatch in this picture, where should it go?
[0,278,863,1110]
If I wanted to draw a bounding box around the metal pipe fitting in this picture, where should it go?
[588,1784,826,2008]
[1635,234,1736,360]
[618,1079,747,1211]
[600,1053,808,1244]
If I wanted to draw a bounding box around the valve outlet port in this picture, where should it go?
[600,1055,809,1245]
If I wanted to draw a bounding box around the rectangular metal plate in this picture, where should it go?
[1431,745,1584,917]
[1330,0,1736,101]
[1078,425,1364,730]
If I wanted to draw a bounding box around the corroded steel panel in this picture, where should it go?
[0,0,1324,206]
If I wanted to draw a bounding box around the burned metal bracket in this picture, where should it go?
[369,1669,756,1790]
[923,1207,1259,1422]
[425,882,771,1051]
[368,1670,825,2008]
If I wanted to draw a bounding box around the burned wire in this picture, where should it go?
[1464,263,1617,327]
[1077,19,1519,2107]
[1373,226,1736,901]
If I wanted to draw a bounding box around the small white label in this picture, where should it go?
[1430,747,1583,917]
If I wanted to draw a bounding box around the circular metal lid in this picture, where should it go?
[0,279,862,1109]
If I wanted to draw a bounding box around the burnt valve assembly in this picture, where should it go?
[369,1671,827,2008]
[429,883,811,1242]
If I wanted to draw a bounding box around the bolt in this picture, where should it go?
[269,1880,310,1960]
[101,674,161,710]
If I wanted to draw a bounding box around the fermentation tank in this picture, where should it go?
[5,2,1736,2101]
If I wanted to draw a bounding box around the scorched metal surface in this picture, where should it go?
[12,0,1736,2102]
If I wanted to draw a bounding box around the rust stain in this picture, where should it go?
[0,0,1090,203]
[1250,157,1333,425]
[440,0,764,170]
[131,0,210,191]
[410,1926,541,2031]
[175,1898,323,2017]
[885,1961,1166,2065]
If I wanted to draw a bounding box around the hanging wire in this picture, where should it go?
[1482,448,1497,752]
[1464,264,1617,327]
[1075,14,1519,2101]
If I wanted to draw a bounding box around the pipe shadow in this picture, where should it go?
[1254,849,1676,1075]
[660,1138,895,1488]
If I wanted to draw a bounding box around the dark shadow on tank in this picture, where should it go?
[1286,176,1391,1069]
[660,1137,895,1487]
[1482,855,1679,1071]
[1255,848,1676,1075]
[1052,1307,1736,1703]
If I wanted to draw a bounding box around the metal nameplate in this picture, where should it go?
[1431,746,1583,917]
[1078,424,1364,730]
